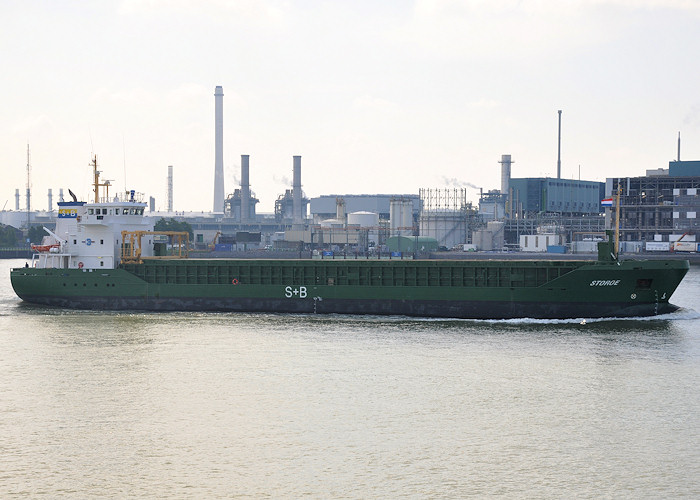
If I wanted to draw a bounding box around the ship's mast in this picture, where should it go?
[92,154,110,203]
[614,182,621,259]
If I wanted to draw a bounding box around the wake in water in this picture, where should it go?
[471,307,700,325]
[306,307,700,326]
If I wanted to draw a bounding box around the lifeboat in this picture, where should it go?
[30,243,60,253]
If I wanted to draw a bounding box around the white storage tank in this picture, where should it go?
[320,218,344,228]
[390,198,413,235]
[347,211,379,228]
[419,210,466,250]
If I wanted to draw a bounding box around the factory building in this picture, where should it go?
[225,156,260,221]
[310,194,420,222]
[275,190,309,222]
[608,160,700,245]
[671,160,700,177]
[224,190,260,221]
[509,178,605,215]
[419,188,477,250]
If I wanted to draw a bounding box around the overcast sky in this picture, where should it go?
[2,0,700,213]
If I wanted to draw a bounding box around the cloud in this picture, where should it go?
[467,98,501,109]
[390,0,700,60]
[165,83,209,105]
[119,0,288,25]
[89,87,153,106]
[12,115,54,136]
[683,104,700,128]
[589,0,700,9]
[352,95,399,114]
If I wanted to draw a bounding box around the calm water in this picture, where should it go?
[1,258,699,498]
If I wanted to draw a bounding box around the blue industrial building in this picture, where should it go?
[669,160,700,177]
[509,178,605,215]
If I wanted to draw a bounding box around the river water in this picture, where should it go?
[1,258,699,498]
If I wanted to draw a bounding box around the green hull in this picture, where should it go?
[11,258,689,319]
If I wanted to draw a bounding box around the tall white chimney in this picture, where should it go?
[15,189,20,211]
[241,155,250,222]
[293,155,302,224]
[48,188,53,212]
[167,165,173,212]
[500,154,512,196]
[557,110,562,179]
[213,85,225,212]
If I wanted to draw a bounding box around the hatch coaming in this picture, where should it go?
[121,258,586,288]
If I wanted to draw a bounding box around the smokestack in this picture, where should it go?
[336,197,346,221]
[241,155,250,222]
[213,85,225,212]
[557,110,562,179]
[678,131,681,161]
[15,189,20,211]
[149,196,155,212]
[167,165,173,212]
[59,188,64,203]
[499,154,512,196]
[48,189,53,212]
[499,154,512,219]
[293,155,302,224]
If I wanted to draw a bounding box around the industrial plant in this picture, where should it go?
[3,92,700,257]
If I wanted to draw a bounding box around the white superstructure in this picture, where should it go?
[31,156,156,270]
[32,193,154,270]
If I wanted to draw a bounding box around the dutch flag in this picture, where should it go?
[601,198,613,207]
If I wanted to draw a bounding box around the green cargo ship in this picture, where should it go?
[9,163,690,319]
[11,253,689,318]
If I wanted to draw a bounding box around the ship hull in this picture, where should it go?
[11,258,689,319]
[13,294,679,319]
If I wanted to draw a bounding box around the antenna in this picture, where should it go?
[123,134,127,192]
[26,144,31,230]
